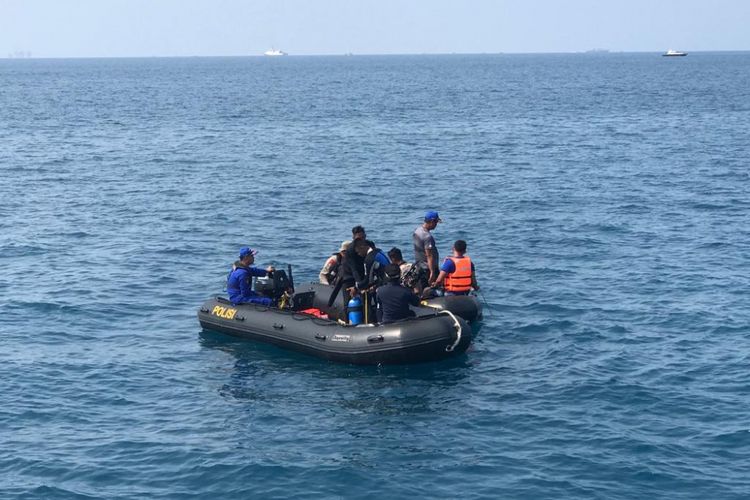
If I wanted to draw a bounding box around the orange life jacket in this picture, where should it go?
[444,256,472,292]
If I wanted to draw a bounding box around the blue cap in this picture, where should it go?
[239,247,258,259]
[424,210,442,222]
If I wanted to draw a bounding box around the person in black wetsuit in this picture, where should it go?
[351,238,391,322]
[340,225,367,293]
[354,239,391,292]
[328,225,368,321]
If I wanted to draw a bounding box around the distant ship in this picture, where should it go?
[662,49,687,57]
[264,48,287,56]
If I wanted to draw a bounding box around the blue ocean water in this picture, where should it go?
[1,52,749,499]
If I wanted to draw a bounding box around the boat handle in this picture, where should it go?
[440,310,462,352]
[272,323,284,330]
[234,315,245,322]
[367,334,384,343]
[314,334,327,341]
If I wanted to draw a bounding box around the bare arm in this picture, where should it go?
[433,269,447,287]
[426,251,437,282]
[319,256,335,284]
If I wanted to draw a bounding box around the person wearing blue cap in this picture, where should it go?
[226,247,275,306]
[413,210,442,291]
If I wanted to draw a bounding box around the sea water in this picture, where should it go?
[1,53,749,499]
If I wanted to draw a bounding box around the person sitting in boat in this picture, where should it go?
[376,263,420,324]
[227,247,275,306]
[388,246,423,294]
[432,240,479,296]
[319,240,351,285]
[387,247,411,279]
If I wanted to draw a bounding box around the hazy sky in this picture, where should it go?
[2,0,749,57]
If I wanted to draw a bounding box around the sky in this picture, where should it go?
[1,0,749,58]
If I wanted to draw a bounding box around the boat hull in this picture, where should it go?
[198,297,471,365]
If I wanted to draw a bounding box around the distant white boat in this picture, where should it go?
[264,48,287,57]
[662,49,687,57]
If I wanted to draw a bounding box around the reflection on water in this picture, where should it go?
[198,329,475,419]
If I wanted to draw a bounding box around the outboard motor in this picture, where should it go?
[271,270,291,297]
[254,270,291,300]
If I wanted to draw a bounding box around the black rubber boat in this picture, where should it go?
[302,282,483,323]
[197,295,471,365]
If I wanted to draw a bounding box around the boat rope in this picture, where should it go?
[440,309,462,352]
[477,290,492,318]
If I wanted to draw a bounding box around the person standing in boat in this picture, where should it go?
[353,239,390,292]
[414,210,441,292]
[319,240,351,285]
[327,226,369,321]
[433,240,480,295]
[376,263,420,324]
[227,247,275,306]
[339,226,368,293]
[349,238,390,321]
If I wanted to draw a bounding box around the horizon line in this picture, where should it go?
[3,49,749,60]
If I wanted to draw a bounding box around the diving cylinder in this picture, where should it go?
[348,296,363,325]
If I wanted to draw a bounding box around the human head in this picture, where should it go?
[453,240,467,255]
[384,263,401,282]
[424,210,442,230]
[351,225,366,240]
[239,246,258,264]
[388,247,403,263]
[338,240,352,254]
[354,238,369,257]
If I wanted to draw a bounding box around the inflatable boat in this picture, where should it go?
[302,282,482,323]
[198,295,471,365]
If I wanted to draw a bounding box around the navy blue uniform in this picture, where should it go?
[376,282,420,324]
[227,264,272,306]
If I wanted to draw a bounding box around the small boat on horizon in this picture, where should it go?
[264,48,288,56]
[662,49,687,57]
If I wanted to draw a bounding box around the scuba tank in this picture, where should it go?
[348,296,363,325]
